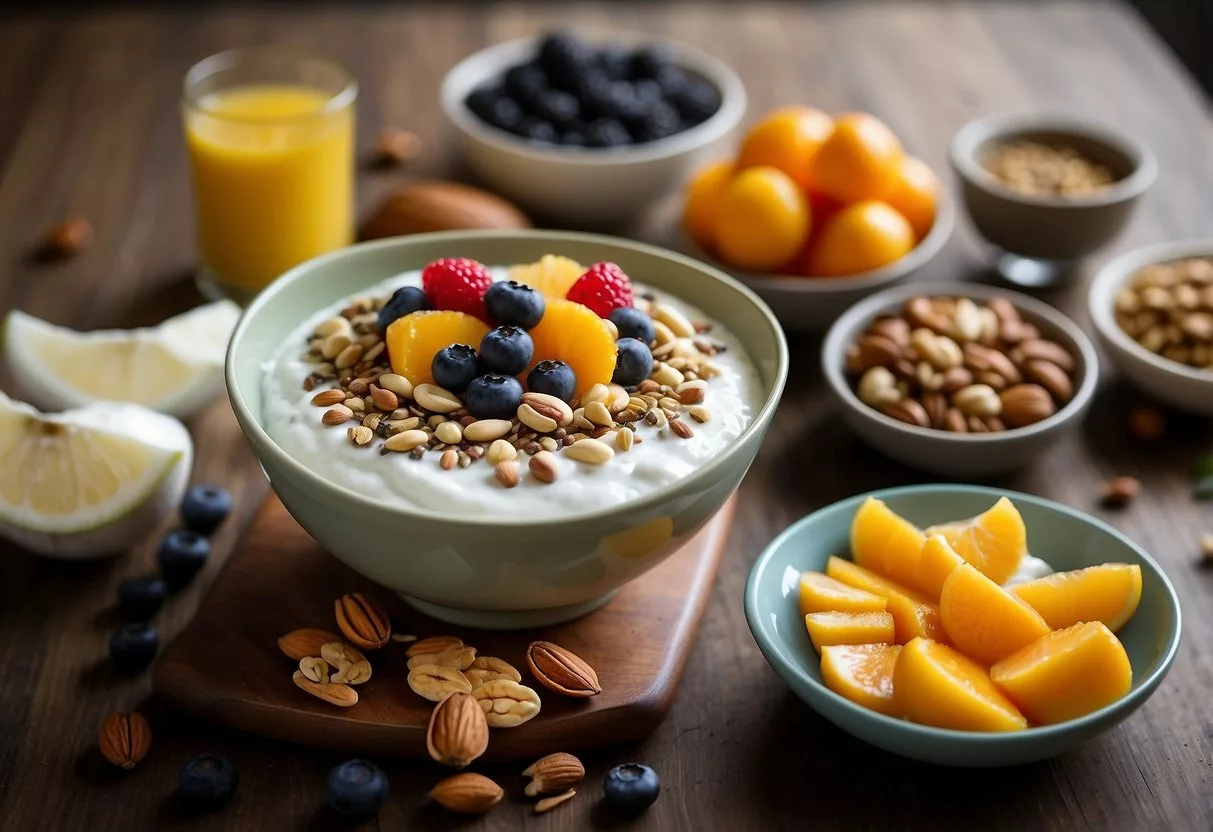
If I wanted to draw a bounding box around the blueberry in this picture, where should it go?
[479,326,534,375]
[561,130,586,147]
[654,65,688,97]
[586,118,632,148]
[630,45,674,79]
[527,360,577,401]
[431,344,481,394]
[537,31,590,87]
[605,81,646,121]
[118,576,167,620]
[504,62,548,109]
[575,73,615,119]
[669,78,721,125]
[608,307,656,344]
[596,44,631,80]
[517,116,558,144]
[612,338,653,386]
[180,484,231,535]
[464,374,525,419]
[483,96,524,132]
[485,280,545,329]
[377,286,431,332]
[466,84,504,121]
[603,763,661,816]
[158,529,210,590]
[534,89,580,127]
[628,100,681,143]
[109,622,158,673]
[324,759,389,819]
[179,754,239,812]
[632,78,663,106]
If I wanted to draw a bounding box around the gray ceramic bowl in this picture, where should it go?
[440,32,746,229]
[226,230,787,629]
[1089,239,1213,416]
[745,484,1182,766]
[681,191,956,332]
[950,115,1155,262]
[821,282,1098,477]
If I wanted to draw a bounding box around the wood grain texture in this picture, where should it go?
[152,495,734,760]
[0,2,1211,830]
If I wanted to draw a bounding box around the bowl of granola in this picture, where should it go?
[226,230,786,628]
[1089,239,1213,416]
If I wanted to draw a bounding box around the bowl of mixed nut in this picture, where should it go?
[226,229,786,628]
[1089,239,1213,416]
[950,115,1155,264]
[822,283,1098,476]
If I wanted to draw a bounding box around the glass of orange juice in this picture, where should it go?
[183,46,356,303]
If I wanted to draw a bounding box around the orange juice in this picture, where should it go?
[185,84,353,292]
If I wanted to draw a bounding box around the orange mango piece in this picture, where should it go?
[804,610,895,653]
[940,563,1051,665]
[826,556,946,644]
[1011,563,1142,633]
[925,496,1026,585]
[917,534,965,601]
[992,622,1132,725]
[798,570,888,616]
[850,497,927,587]
[820,643,903,717]
[894,637,1027,732]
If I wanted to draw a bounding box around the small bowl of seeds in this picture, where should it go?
[950,115,1155,285]
[822,282,1099,477]
[1089,239,1213,416]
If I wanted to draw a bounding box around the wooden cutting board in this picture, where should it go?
[152,494,735,760]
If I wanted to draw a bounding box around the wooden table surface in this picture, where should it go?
[1,2,1210,830]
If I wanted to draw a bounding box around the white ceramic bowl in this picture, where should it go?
[440,31,746,229]
[681,191,956,332]
[1089,239,1213,415]
[822,282,1099,477]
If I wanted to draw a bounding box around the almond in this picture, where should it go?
[292,670,358,707]
[855,333,902,370]
[520,392,573,426]
[535,789,577,814]
[1023,359,1073,403]
[334,592,391,650]
[1015,338,1076,373]
[882,398,930,428]
[278,628,344,661]
[526,641,601,698]
[359,179,530,241]
[426,691,489,769]
[406,635,463,657]
[999,384,1056,428]
[98,712,152,769]
[495,460,519,488]
[529,450,558,484]
[45,216,93,257]
[371,126,421,167]
[429,772,504,814]
[522,752,585,797]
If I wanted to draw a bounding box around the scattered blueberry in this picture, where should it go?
[586,118,632,148]
[504,62,547,108]
[158,529,210,590]
[612,337,654,386]
[534,88,580,127]
[517,116,559,144]
[180,484,231,535]
[431,344,481,394]
[608,307,656,344]
[324,759,389,819]
[118,576,167,621]
[464,373,524,420]
[377,286,431,332]
[603,763,661,816]
[109,622,158,673]
[479,326,534,375]
[179,754,239,812]
[527,360,577,401]
[485,280,546,329]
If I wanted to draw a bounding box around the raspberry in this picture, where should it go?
[566,261,634,318]
[421,258,493,320]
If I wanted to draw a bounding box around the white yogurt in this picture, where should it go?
[1004,554,1054,586]
[262,269,764,518]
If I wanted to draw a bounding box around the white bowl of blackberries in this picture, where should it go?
[441,29,747,228]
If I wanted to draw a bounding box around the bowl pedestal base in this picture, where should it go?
[152,493,735,759]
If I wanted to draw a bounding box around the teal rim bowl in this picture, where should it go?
[744,484,1182,767]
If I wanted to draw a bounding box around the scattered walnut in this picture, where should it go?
[1100,476,1141,508]
[44,216,93,258]
[370,127,422,167]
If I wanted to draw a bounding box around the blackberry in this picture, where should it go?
[585,118,632,148]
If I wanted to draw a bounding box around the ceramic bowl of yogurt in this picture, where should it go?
[227,230,787,628]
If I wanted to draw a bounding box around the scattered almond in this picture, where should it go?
[523,752,585,797]
[98,712,152,770]
[427,691,489,768]
[526,641,601,698]
[44,216,93,257]
[292,670,358,707]
[429,772,504,814]
[1100,476,1141,508]
[406,635,463,657]
[371,126,422,167]
[535,789,577,814]
[334,592,391,649]
[278,628,344,661]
